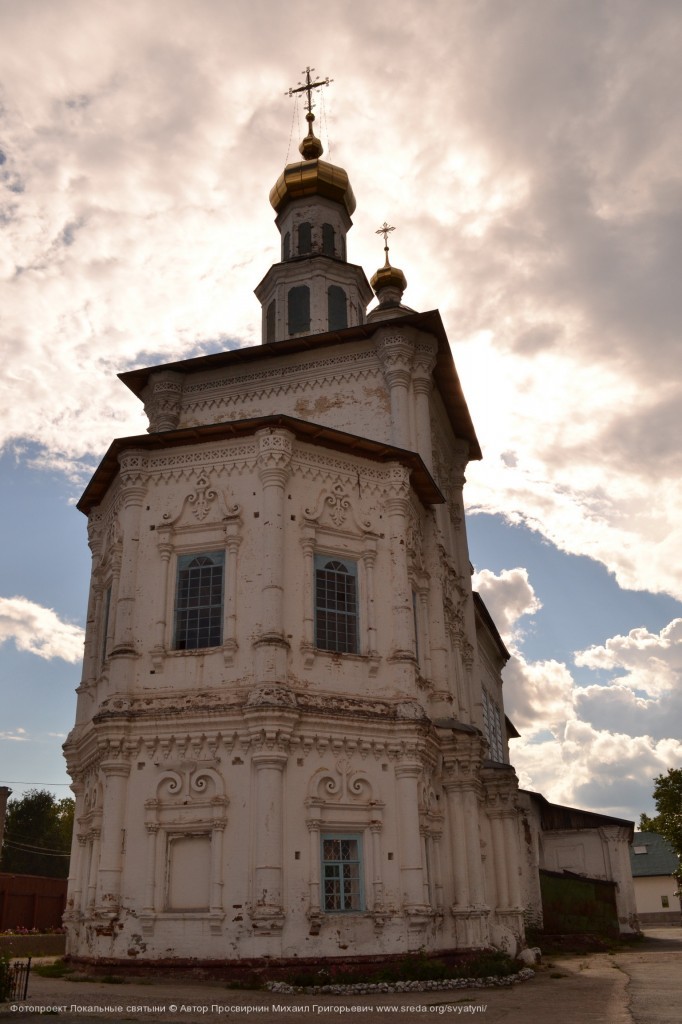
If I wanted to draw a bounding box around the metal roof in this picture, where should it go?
[630,831,680,877]
[77,413,445,515]
[117,309,482,462]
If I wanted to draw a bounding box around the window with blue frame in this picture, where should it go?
[321,835,364,912]
[173,551,225,650]
[314,555,359,654]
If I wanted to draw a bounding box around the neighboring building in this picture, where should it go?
[629,832,681,925]
[518,792,639,935]
[63,80,529,965]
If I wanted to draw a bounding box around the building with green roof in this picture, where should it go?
[630,832,680,924]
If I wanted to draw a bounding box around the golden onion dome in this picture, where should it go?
[370,262,408,295]
[269,113,356,216]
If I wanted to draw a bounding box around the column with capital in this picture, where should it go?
[377,330,414,450]
[462,784,485,908]
[223,523,242,665]
[361,542,379,660]
[307,817,322,915]
[97,761,131,917]
[395,762,428,913]
[369,821,385,910]
[86,828,101,913]
[488,809,509,909]
[250,752,288,932]
[66,834,87,921]
[142,812,159,919]
[444,781,469,908]
[412,337,438,473]
[64,781,85,919]
[254,429,293,684]
[110,450,148,666]
[210,819,226,924]
[502,813,523,909]
[80,528,102,691]
[385,467,417,669]
[151,527,173,666]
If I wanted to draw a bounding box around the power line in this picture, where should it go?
[3,840,70,858]
[0,781,72,786]
[5,828,72,847]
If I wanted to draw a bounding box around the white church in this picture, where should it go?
[63,71,637,966]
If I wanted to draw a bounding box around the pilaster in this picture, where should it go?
[376,330,414,450]
[253,429,294,684]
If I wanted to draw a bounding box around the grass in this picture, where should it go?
[33,960,74,979]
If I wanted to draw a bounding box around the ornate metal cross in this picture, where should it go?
[376,221,396,263]
[287,66,333,115]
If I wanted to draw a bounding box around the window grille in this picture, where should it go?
[321,835,363,912]
[173,552,225,650]
[314,556,358,653]
[482,689,505,762]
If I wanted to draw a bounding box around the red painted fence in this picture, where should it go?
[0,873,67,931]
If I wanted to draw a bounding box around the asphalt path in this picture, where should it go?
[1,927,680,1024]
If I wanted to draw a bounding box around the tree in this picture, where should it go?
[0,789,74,878]
[640,768,682,885]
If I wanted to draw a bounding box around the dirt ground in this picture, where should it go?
[1,926,680,1023]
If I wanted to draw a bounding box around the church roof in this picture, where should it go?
[118,309,482,461]
[77,412,445,515]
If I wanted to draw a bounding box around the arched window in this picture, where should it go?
[327,285,348,331]
[174,552,225,650]
[266,300,276,343]
[288,285,310,335]
[282,232,291,260]
[314,556,358,653]
[322,223,335,256]
[298,222,312,254]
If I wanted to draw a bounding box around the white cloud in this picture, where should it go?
[574,619,682,695]
[477,567,682,818]
[473,567,541,645]
[0,597,84,664]
[0,2,680,602]
[0,728,28,743]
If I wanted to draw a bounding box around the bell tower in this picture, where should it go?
[254,67,373,342]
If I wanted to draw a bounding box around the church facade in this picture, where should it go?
[63,83,528,964]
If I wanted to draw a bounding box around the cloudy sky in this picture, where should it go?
[1,0,681,823]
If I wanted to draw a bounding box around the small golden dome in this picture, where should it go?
[370,263,407,295]
[269,115,356,217]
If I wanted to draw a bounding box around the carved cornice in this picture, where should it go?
[256,428,294,485]
[143,371,183,432]
[376,332,414,389]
